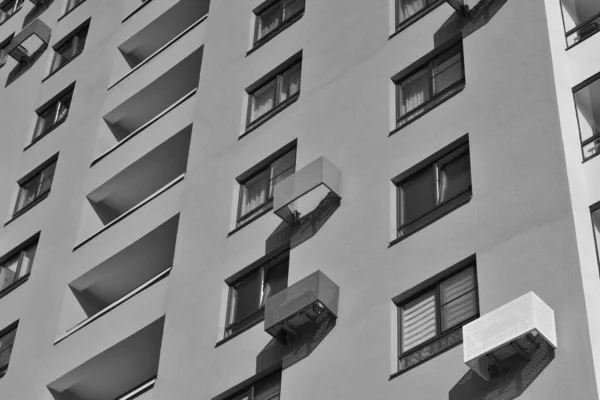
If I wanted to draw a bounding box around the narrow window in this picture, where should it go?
[0,324,17,378]
[254,0,305,45]
[14,160,57,216]
[50,22,89,74]
[395,43,464,129]
[0,0,24,25]
[396,262,478,372]
[237,147,296,227]
[65,0,85,13]
[0,240,37,295]
[395,139,471,239]
[247,59,301,127]
[574,74,600,161]
[33,88,73,140]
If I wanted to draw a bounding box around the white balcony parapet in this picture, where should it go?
[273,156,342,224]
[462,292,557,381]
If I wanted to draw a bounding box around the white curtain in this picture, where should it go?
[251,82,276,122]
[398,0,428,23]
[240,171,269,216]
[400,69,429,116]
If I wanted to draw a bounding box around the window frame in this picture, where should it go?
[393,137,471,242]
[213,368,282,400]
[0,322,18,379]
[393,42,465,131]
[252,0,305,48]
[64,0,85,14]
[32,85,74,143]
[573,71,600,162]
[49,20,89,76]
[246,56,302,130]
[0,0,24,26]
[0,236,38,298]
[394,260,479,374]
[13,157,57,218]
[395,0,444,32]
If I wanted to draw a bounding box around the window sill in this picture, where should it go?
[216,311,265,348]
[241,94,300,140]
[390,81,465,137]
[246,12,304,57]
[122,0,155,23]
[57,1,87,22]
[0,275,30,300]
[388,191,472,248]
[41,53,82,83]
[389,0,445,41]
[24,118,67,151]
[227,204,274,237]
[4,192,50,227]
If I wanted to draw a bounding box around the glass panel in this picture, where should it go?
[432,50,463,95]
[56,97,71,123]
[254,371,281,400]
[401,292,437,353]
[250,80,277,123]
[397,0,430,24]
[269,150,296,197]
[230,271,262,324]
[240,169,269,217]
[0,328,16,369]
[16,175,42,212]
[441,290,477,331]
[73,29,87,55]
[18,244,37,279]
[38,162,56,195]
[52,40,73,72]
[575,78,600,158]
[35,102,60,138]
[66,0,84,12]
[262,259,289,304]
[562,0,600,33]
[257,3,282,41]
[438,152,470,203]
[440,267,475,305]
[398,68,430,117]
[400,168,436,226]
[283,0,305,20]
[0,256,18,292]
[279,64,301,103]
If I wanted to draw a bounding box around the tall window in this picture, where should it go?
[247,59,301,127]
[396,263,478,372]
[237,147,296,227]
[0,0,24,25]
[34,88,73,140]
[395,43,464,129]
[230,370,281,400]
[0,324,17,378]
[65,0,85,13]
[50,23,89,74]
[395,140,471,239]
[254,0,305,45]
[14,160,57,216]
[574,73,600,161]
[396,0,436,27]
[0,241,37,295]
[225,251,289,337]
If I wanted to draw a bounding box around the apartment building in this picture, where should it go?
[0,0,598,399]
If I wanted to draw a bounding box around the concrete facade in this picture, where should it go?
[0,0,599,399]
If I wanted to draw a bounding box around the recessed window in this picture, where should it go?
[33,87,73,141]
[574,73,600,161]
[50,22,89,74]
[247,58,301,128]
[236,146,296,227]
[394,138,471,240]
[254,0,305,46]
[394,43,464,129]
[562,0,600,46]
[0,240,37,296]
[395,262,478,373]
[14,159,56,217]
[0,323,17,379]
[396,0,440,28]
[225,370,281,400]
[0,0,24,25]
[65,0,85,14]
[225,250,289,338]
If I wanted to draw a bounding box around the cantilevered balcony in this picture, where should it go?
[562,0,600,46]
[48,318,164,400]
[75,127,190,250]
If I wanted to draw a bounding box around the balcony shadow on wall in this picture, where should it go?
[449,335,555,400]
[23,0,55,28]
[6,43,48,87]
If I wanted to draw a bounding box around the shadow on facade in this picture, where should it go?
[449,335,555,400]
[6,43,48,87]
[23,0,55,28]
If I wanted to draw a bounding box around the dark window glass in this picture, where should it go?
[230,370,281,400]
[396,0,435,26]
[562,0,600,46]
[65,0,85,13]
[255,0,305,44]
[0,325,17,378]
[574,75,600,160]
[0,242,36,293]
[397,264,478,371]
[14,161,56,215]
[396,142,471,238]
[51,24,88,73]
[238,148,296,226]
[0,0,23,25]
[34,90,73,140]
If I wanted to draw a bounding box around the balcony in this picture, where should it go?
[563,0,600,46]
[48,318,164,400]
[264,270,339,343]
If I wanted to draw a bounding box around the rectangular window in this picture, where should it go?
[0,0,24,25]
[396,0,438,27]
[254,0,305,45]
[247,60,301,127]
[231,370,281,400]
[396,263,478,372]
[395,139,471,240]
[0,241,37,295]
[33,88,73,140]
[65,0,85,13]
[237,147,296,227]
[395,43,464,129]
[225,251,289,338]
[14,160,57,216]
[0,324,17,378]
[574,73,600,161]
[50,22,89,74]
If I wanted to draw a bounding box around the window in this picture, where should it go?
[247,59,301,127]
[574,73,600,161]
[65,0,85,13]
[254,0,305,45]
[0,0,24,25]
[229,370,281,400]
[14,160,56,216]
[562,0,600,46]
[395,139,471,240]
[33,88,73,141]
[0,240,37,296]
[396,262,478,372]
[0,324,17,378]
[225,250,289,338]
[50,22,89,74]
[396,0,439,28]
[237,146,296,227]
[394,43,464,129]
